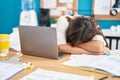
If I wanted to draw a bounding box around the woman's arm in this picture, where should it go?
[77,40,110,54]
[58,43,103,55]
[77,35,110,54]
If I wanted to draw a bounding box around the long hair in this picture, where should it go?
[66,16,108,47]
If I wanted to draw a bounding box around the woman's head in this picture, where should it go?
[66,16,101,46]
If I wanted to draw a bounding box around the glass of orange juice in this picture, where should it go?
[0,34,10,57]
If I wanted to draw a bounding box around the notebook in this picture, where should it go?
[63,54,120,76]
[18,26,65,59]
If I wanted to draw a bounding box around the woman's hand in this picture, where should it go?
[103,47,110,54]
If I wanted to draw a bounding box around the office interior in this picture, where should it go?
[0,0,120,50]
[0,0,120,80]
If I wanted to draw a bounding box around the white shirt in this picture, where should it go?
[56,15,106,46]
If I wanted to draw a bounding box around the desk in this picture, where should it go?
[102,29,120,50]
[3,51,120,80]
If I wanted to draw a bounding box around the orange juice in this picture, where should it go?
[0,34,10,57]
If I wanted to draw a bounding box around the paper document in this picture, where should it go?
[43,0,57,9]
[110,50,120,56]
[94,0,111,15]
[10,28,21,51]
[21,69,94,80]
[63,54,120,76]
[0,62,24,80]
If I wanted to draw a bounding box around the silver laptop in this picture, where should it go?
[19,26,65,59]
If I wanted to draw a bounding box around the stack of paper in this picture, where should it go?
[0,62,24,80]
[110,50,120,56]
[21,69,94,80]
[63,54,120,76]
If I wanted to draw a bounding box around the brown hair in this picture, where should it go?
[66,16,108,47]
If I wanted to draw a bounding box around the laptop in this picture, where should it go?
[18,26,65,59]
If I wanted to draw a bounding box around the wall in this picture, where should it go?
[0,0,20,34]
[0,0,40,34]
[78,0,120,29]
[0,0,119,33]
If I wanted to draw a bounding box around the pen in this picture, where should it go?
[99,76,110,80]
[99,75,120,80]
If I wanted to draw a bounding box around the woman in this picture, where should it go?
[66,16,109,50]
[56,14,109,54]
